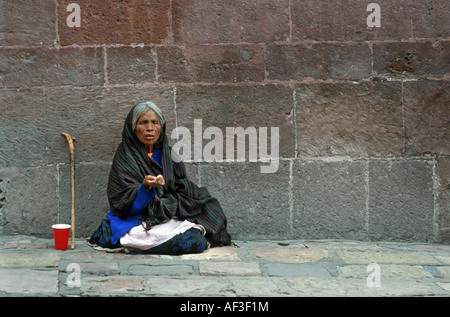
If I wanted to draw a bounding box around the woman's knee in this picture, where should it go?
[181,228,207,254]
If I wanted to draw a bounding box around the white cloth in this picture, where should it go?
[119,218,205,250]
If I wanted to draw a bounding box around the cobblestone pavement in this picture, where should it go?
[0,235,449,297]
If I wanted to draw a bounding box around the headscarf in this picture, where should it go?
[106,103,232,246]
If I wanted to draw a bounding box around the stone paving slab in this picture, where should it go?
[127,263,195,276]
[276,277,347,297]
[264,263,332,278]
[0,268,58,295]
[68,262,120,275]
[200,261,261,276]
[337,279,440,297]
[81,276,145,296]
[145,276,236,297]
[181,247,240,261]
[337,264,433,279]
[0,252,60,267]
[249,248,328,263]
[336,250,441,265]
[436,267,450,279]
[437,282,450,292]
[0,235,449,297]
[436,256,450,265]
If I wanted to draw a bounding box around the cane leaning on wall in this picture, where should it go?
[62,132,76,250]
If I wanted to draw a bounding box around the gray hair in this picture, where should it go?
[131,101,166,132]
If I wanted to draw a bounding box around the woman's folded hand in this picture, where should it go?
[143,174,165,190]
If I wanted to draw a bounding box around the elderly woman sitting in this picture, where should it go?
[89,102,232,254]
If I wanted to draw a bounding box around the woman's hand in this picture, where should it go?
[143,174,165,190]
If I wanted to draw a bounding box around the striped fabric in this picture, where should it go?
[107,105,232,246]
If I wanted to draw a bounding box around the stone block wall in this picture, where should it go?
[0,0,448,243]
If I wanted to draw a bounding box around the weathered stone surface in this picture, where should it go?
[435,255,450,264]
[68,250,108,260]
[0,237,34,250]
[0,47,104,88]
[292,160,367,240]
[291,0,412,41]
[45,86,175,165]
[107,47,157,85]
[436,157,450,244]
[337,250,440,265]
[3,166,59,236]
[181,247,240,261]
[373,41,449,77]
[199,261,261,276]
[265,263,332,277]
[0,268,58,295]
[303,240,381,251]
[0,89,46,168]
[57,0,170,45]
[337,264,432,279]
[0,0,56,46]
[44,87,114,164]
[172,0,290,44]
[277,277,346,296]
[267,43,371,81]
[436,266,450,279]
[368,160,434,242]
[229,277,282,296]
[58,163,110,237]
[200,161,291,240]
[399,243,450,253]
[436,282,450,292]
[67,262,120,275]
[157,44,265,83]
[127,264,194,276]
[176,84,295,159]
[81,276,144,295]
[403,80,450,156]
[250,248,328,263]
[0,236,449,296]
[0,252,60,267]
[410,0,450,38]
[112,253,160,261]
[145,276,234,296]
[295,82,403,157]
[339,279,436,297]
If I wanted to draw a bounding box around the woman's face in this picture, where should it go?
[135,110,162,152]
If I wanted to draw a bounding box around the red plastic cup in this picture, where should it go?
[52,224,71,250]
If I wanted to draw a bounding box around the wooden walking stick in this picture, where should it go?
[62,132,76,249]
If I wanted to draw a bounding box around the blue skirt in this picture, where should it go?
[89,219,207,255]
